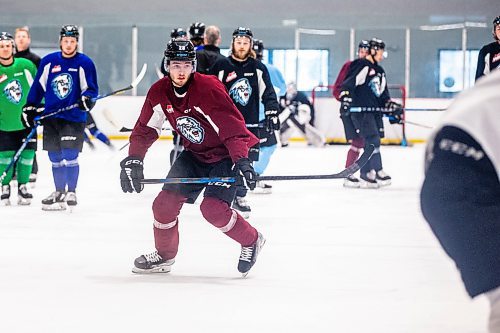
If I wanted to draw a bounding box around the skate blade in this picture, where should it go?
[376,179,392,186]
[343,181,360,188]
[250,188,272,195]
[2,199,11,206]
[17,198,32,206]
[42,203,67,211]
[132,265,172,274]
[359,181,379,189]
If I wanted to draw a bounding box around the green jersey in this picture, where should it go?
[0,58,37,131]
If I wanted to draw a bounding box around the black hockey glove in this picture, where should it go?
[120,156,144,193]
[234,158,257,190]
[385,101,404,124]
[78,95,96,112]
[339,91,352,117]
[21,104,42,128]
[264,109,280,134]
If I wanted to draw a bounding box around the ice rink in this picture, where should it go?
[0,140,489,333]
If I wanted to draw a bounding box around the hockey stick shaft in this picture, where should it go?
[91,63,147,101]
[140,145,374,184]
[0,126,38,183]
[350,107,446,113]
[402,120,433,129]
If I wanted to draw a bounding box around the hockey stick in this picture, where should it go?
[140,144,374,185]
[91,63,148,101]
[402,120,433,129]
[351,107,446,113]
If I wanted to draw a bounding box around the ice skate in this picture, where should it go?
[132,251,175,274]
[232,196,251,219]
[66,192,77,212]
[238,232,266,277]
[375,170,392,186]
[41,191,67,211]
[343,175,361,188]
[251,180,272,194]
[17,184,33,205]
[1,184,11,206]
[360,170,379,189]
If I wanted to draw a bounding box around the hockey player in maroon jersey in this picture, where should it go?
[120,39,265,276]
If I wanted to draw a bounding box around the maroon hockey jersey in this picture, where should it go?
[129,73,259,163]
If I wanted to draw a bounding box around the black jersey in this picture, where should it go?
[15,48,41,68]
[209,56,279,126]
[340,58,390,108]
[475,41,500,81]
[196,45,225,74]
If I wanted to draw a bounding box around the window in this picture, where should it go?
[220,48,329,91]
[439,49,479,93]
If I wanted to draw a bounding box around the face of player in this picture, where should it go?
[358,47,369,59]
[372,48,385,62]
[495,24,500,41]
[169,60,193,87]
[0,41,14,62]
[15,31,30,52]
[231,36,252,61]
[60,37,78,58]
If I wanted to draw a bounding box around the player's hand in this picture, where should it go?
[264,109,280,134]
[120,156,144,193]
[385,101,404,124]
[234,158,257,190]
[78,95,96,112]
[339,91,352,117]
[21,105,41,128]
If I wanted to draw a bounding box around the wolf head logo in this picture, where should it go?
[176,116,204,144]
[3,80,23,104]
[229,78,252,106]
[51,73,73,99]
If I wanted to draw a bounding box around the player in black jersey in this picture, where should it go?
[475,15,500,81]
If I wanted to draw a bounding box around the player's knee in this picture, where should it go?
[200,197,232,228]
[152,190,186,223]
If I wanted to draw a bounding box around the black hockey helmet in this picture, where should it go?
[60,25,79,40]
[358,40,370,49]
[164,38,197,73]
[493,16,500,40]
[232,27,253,41]
[0,32,16,53]
[369,38,385,50]
[170,28,187,39]
[253,39,264,59]
[189,22,205,40]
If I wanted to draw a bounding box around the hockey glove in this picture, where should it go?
[264,109,280,134]
[21,105,42,128]
[234,158,257,190]
[120,156,144,193]
[339,91,352,117]
[78,95,96,112]
[385,101,404,124]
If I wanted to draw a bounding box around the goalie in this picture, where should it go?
[279,83,325,147]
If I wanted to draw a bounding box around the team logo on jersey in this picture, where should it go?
[166,105,174,113]
[51,74,73,99]
[176,116,204,144]
[369,74,386,97]
[226,71,237,83]
[229,78,252,106]
[493,52,500,63]
[0,74,7,83]
[51,65,62,73]
[3,79,23,104]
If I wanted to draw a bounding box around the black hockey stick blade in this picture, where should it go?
[257,144,374,181]
[119,127,133,132]
[92,63,147,101]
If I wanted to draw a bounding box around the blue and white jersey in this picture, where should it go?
[27,51,98,123]
[259,63,286,121]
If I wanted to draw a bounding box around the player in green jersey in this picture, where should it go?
[0,32,37,205]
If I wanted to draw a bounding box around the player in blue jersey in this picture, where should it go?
[22,25,98,211]
[251,39,286,194]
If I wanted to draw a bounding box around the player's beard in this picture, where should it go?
[231,45,250,61]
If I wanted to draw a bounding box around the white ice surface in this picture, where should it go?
[0,141,488,333]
